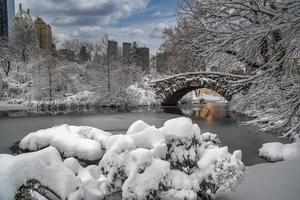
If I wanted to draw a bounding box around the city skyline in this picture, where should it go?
[15,0,179,54]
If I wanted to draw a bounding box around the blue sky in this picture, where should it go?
[16,0,180,54]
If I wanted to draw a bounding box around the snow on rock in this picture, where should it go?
[126,120,151,135]
[73,126,111,150]
[130,126,167,159]
[259,141,300,162]
[19,125,111,161]
[160,117,201,140]
[105,135,136,154]
[0,147,79,200]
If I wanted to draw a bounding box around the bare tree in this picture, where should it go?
[61,39,93,62]
[174,0,299,73]
[162,0,300,138]
[0,39,11,76]
[11,20,38,63]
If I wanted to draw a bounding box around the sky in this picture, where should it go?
[15,0,180,54]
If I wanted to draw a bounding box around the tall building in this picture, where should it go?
[0,0,15,39]
[107,40,118,58]
[156,52,169,74]
[123,42,131,62]
[34,17,53,49]
[135,47,150,71]
[78,46,90,63]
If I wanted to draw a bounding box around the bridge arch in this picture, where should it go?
[151,72,250,106]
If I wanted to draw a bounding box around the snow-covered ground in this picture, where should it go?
[0,117,245,200]
[219,140,300,200]
[219,160,300,200]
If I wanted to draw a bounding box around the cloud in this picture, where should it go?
[16,0,178,53]
[71,26,103,38]
[150,22,173,39]
[18,0,150,26]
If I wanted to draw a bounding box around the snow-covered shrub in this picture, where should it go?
[13,117,245,200]
[126,83,160,106]
[63,158,107,200]
[98,117,245,200]
[159,118,245,199]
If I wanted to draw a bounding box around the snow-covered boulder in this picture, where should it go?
[130,126,167,159]
[126,120,151,135]
[160,117,201,140]
[0,147,79,200]
[19,125,111,161]
[259,142,300,162]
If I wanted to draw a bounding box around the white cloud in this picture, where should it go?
[16,0,177,53]
[17,0,150,26]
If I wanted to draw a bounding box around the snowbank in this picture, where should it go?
[259,141,300,162]
[219,160,300,200]
[19,125,111,161]
[0,147,79,200]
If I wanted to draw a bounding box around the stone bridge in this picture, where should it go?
[150,72,251,105]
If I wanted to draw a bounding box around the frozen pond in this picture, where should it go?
[0,102,285,166]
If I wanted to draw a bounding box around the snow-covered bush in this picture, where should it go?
[126,83,160,106]
[11,117,245,200]
[97,117,245,200]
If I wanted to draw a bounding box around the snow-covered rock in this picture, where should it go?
[130,126,167,159]
[19,125,111,161]
[259,141,300,162]
[160,117,201,140]
[0,147,79,200]
[126,120,151,135]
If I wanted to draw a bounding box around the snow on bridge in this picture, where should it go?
[150,72,251,105]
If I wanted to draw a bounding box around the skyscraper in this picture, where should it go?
[0,0,15,39]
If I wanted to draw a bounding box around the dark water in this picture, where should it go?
[0,102,285,166]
